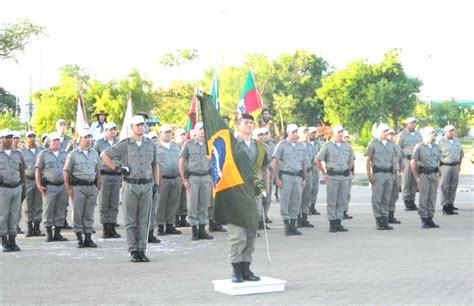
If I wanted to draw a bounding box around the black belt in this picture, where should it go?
[418,166,439,175]
[0,181,22,188]
[405,155,412,160]
[100,170,122,176]
[124,178,153,184]
[26,175,36,180]
[188,171,210,177]
[327,168,350,177]
[71,178,96,186]
[162,175,179,179]
[440,162,459,167]
[45,180,64,186]
[280,170,303,178]
[372,166,393,174]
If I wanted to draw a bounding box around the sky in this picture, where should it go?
[1,0,473,116]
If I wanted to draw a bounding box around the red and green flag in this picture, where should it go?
[237,70,263,117]
[185,85,198,134]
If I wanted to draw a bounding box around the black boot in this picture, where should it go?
[421,218,430,229]
[451,203,459,211]
[76,232,84,248]
[284,219,293,236]
[241,262,260,281]
[138,251,150,262]
[175,215,181,227]
[388,211,401,224]
[208,219,218,232]
[191,225,199,241]
[33,222,45,236]
[258,220,270,230]
[404,200,414,211]
[165,224,182,234]
[130,251,141,263]
[148,229,161,243]
[427,217,440,228]
[180,215,190,227]
[444,204,458,215]
[301,213,314,228]
[343,211,353,219]
[215,221,227,232]
[83,233,97,248]
[2,235,11,252]
[381,216,393,230]
[53,227,68,241]
[297,215,302,228]
[63,211,72,229]
[45,226,53,242]
[157,224,165,236]
[231,263,243,283]
[17,226,24,234]
[110,223,121,238]
[410,200,418,210]
[329,220,338,233]
[309,203,317,215]
[26,221,34,237]
[290,219,302,235]
[102,223,112,239]
[8,235,21,251]
[198,224,214,240]
[376,218,385,230]
[265,217,273,224]
[335,220,348,232]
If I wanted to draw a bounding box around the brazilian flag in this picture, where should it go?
[199,94,257,232]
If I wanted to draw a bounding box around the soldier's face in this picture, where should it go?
[105,128,117,138]
[98,114,106,122]
[80,135,92,148]
[1,135,13,148]
[407,122,416,131]
[445,129,455,139]
[27,135,36,146]
[131,123,145,136]
[196,128,205,140]
[288,130,299,141]
[262,111,270,121]
[333,130,343,142]
[238,119,254,136]
[50,139,60,151]
[263,132,269,141]
[57,122,66,134]
[387,132,395,140]
[309,132,316,141]
[379,130,388,140]
[12,137,20,147]
[160,130,171,142]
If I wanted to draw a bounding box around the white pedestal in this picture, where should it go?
[212,277,286,296]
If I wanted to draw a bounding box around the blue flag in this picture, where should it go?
[209,71,220,112]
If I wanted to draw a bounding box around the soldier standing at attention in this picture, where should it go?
[398,117,422,211]
[387,129,403,224]
[308,127,321,216]
[64,128,101,248]
[410,127,441,229]
[297,127,315,228]
[0,129,26,252]
[438,125,464,215]
[315,125,354,233]
[93,122,122,239]
[35,132,69,242]
[101,115,160,263]
[174,128,190,228]
[20,131,45,237]
[342,130,354,220]
[272,124,307,236]
[256,127,275,225]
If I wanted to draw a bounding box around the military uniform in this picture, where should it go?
[365,139,396,230]
[104,137,157,255]
[412,142,441,227]
[93,137,122,238]
[156,141,182,234]
[273,139,306,235]
[438,137,463,214]
[36,148,69,242]
[316,141,354,232]
[180,138,213,240]
[20,145,45,236]
[44,134,73,151]
[64,147,100,246]
[0,146,26,251]
[344,144,355,219]
[388,141,403,223]
[263,140,275,222]
[309,139,321,214]
[397,130,422,210]
[298,140,315,227]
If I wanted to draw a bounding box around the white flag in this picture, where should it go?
[120,95,133,141]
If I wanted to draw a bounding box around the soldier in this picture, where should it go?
[256,127,275,224]
[272,124,307,236]
[179,122,214,241]
[228,114,270,283]
[174,128,190,227]
[101,115,159,262]
[12,131,24,234]
[90,110,108,141]
[44,119,73,150]
[308,127,321,215]
[315,125,354,233]
[0,129,26,252]
[342,130,354,220]
[35,132,69,242]
[12,131,21,149]
[410,127,441,229]
[258,108,280,143]
[297,127,315,228]
[387,129,403,224]
[20,131,45,237]
[438,125,464,215]
[93,122,121,239]
[64,128,101,248]
[398,117,422,211]
[155,124,182,236]
[365,124,397,230]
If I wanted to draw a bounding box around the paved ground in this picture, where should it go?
[1,183,472,305]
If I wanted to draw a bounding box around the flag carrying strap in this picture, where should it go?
[253,140,266,195]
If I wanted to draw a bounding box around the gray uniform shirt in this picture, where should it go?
[64,148,100,181]
[365,139,396,169]
[44,135,73,151]
[94,137,119,172]
[397,129,422,157]
[0,148,26,184]
[36,149,68,183]
[180,139,210,173]
[104,137,157,180]
[391,141,403,171]
[264,141,275,170]
[412,143,441,169]
[236,136,270,179]
[20,146,45,178]
[156,141,181,177]
[273,139,306,172]
[438,138,464,163]
[316,141,355,172]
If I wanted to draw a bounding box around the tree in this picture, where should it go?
[0,19,46,62]
[0,87,17,113]
[0,110,25,131]
[159,49,199,67]
[154,81,194,127]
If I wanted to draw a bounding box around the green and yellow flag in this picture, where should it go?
[199,94,257,232]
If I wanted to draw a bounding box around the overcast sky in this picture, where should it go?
[1,0,472,107]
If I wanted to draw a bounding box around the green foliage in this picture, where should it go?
[154,81,194,127]
[355,121,374,147]
[0,87,17,113]
[0,110,25,131]
[0,18,46,61]
[159,49,199,67]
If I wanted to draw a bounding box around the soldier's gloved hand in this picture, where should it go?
[153,184,160,196]
[261,191,268,198]
[121,166,130,176]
